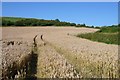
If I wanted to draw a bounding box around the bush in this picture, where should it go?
[14,20,25,26]
[2,19,14,26]
[2,17,77,27]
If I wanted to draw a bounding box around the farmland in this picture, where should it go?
[1,27,119,79]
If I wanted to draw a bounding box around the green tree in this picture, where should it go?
[55,19,60,22]
[76,24,81,27]
[14,20,25,26]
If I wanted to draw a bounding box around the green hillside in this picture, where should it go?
[2,17,27,22]
[2,17,77,26]
[1,17,97,28]
[77,25,119,45]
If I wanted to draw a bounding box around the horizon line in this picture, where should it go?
[1,16,118,27]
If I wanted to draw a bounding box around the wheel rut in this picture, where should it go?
[36,38,81,78]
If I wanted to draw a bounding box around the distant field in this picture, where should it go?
[77,26,119,45]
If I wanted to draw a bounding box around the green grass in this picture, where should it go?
[77,26,119,45]
[2,17,26,22]
[98,26,119,33]
[2,17,36,22]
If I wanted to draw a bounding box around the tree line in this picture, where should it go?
[2,17,95,28]
[2,17,77,26]
[2,17,118,28]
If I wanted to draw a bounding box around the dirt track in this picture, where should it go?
[2,27,118,78]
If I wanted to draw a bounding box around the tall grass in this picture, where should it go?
[98,26,119,33]
[77,33,118,45]
[77,26,119,45]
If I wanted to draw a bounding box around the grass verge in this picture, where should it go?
[77,32,118,45]
[77,26,119,45]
